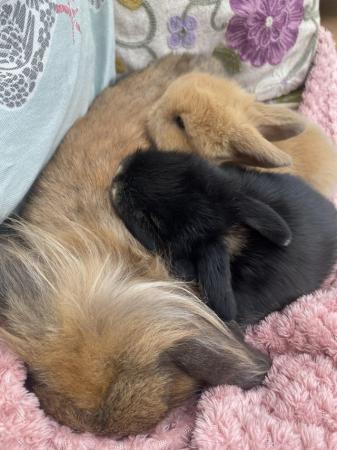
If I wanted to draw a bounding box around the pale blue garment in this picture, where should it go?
[0,0,116,222]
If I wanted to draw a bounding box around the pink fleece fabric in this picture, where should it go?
[1,27,337,450]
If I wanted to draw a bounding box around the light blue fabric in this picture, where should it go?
[0,0,116,222]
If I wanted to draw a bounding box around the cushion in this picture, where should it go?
[115,0,320,101]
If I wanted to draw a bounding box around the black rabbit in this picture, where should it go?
[111,149,337,325]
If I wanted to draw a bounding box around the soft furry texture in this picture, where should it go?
[0,52,272,437]
[300,28,337,145]
[148,70,337,198]
[0,28,337,449]
[0,221,270,437]
[112,149,337,324]
[192,273,337,450]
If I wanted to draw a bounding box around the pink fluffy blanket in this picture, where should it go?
[1,28,337,450]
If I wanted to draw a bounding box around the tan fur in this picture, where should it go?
[225,225,249,257]
[148,72,337,197]
[0,221,269,436]
[0,55,270,436]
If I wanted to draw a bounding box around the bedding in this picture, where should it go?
[0,27,336,450]
[0,0,116,223]
[115,0,320,101]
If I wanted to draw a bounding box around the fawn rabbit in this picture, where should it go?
[147,72,337,197]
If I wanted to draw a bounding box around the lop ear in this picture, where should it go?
[113,205,158,252]
[170,257,197,282]
[229,125,292,168]
[167,322,271,390]
[237,195,292,247]
[196,239,237,322]
[122,216,157,252]
[249,103,306,142]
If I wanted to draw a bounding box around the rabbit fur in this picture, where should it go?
[0,55,271,437]
[147,72,337,197]
[112,149,337,325]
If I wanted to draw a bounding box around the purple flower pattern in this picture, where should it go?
[167,15,198,50]
[226,0,304,67]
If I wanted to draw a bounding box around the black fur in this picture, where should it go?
[111,149,337,325]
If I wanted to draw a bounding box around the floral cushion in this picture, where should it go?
[115,0,320,101]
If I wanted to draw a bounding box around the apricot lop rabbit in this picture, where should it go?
[148,72,337,197]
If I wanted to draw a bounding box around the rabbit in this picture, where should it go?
[0,54,271,437]
[147,72,337,197]
[111,148,337,325]
[0,221,271,437]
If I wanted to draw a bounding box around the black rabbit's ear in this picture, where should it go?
[237,196,292,247]
[170,258,197,282]
[197,239,237,322]
[122,213,157,252]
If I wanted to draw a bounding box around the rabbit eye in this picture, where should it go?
[135,210,145,220]
[174,116,185,130]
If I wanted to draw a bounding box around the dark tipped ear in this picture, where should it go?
[237,195,292,247]
[230,125,292,169]
[197,239,237,321]
[249,103,305,142]
[167,325,271,389]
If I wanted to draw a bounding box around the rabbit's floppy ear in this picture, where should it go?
[170,257,197,282]
[236,195,292,247]
[122,214,157,252]
[167,317,271,390]
[249,102,305,142]
[197,238,237,322]
[227,102,306,167]
[229,125,292,168]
